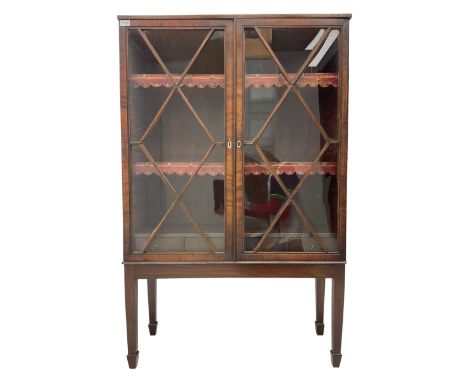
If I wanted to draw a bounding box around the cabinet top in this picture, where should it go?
[117,14,352,20]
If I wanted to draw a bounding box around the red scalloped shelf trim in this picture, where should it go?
[129,73,338,89]
[133,162,336,176]
[247,73,337,88]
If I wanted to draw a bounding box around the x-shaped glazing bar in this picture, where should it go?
[247,27,336,252]
[252,143,329,253]
[251,27,332,145]
[137,28,216,144]
[130,28,219,253]
[138,143,217,253]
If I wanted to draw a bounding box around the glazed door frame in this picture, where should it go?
[120,17,349,263]
[234,17,349,262]
[120,18,235,262]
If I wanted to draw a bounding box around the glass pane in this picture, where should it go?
[256,91,326,162]
[128,29,209,74]
[143,91,213,163]
[128,28,225,253]
[184,87,225,142]
[188,30,225,74]
[244,28,287,141]
[128,86,171,143]
[243,27,339,253]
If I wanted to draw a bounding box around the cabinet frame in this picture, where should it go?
[119,14,350,369]
[120,16,349,262]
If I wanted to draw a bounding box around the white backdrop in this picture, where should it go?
[1,1,467,381]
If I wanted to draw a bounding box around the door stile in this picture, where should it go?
[337,20,349,259]
[120,23,131,260]
[234,20,245,261]
[224,20,236,261]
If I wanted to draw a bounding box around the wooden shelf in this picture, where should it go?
[133,162,337,176]
[129,73,338,89]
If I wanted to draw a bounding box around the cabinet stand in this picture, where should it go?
[124,262,345,368]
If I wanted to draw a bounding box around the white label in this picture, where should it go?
[119,20,131,27]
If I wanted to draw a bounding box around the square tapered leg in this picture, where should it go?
[330,269,345,367]
[315,278,325,335]
[147,279,158,335]
[125,265,139,369]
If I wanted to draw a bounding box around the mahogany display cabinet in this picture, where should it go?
[118,14,351,369]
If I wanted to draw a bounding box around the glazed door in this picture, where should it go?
[235,18,348,261]
[123,19,234,261]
